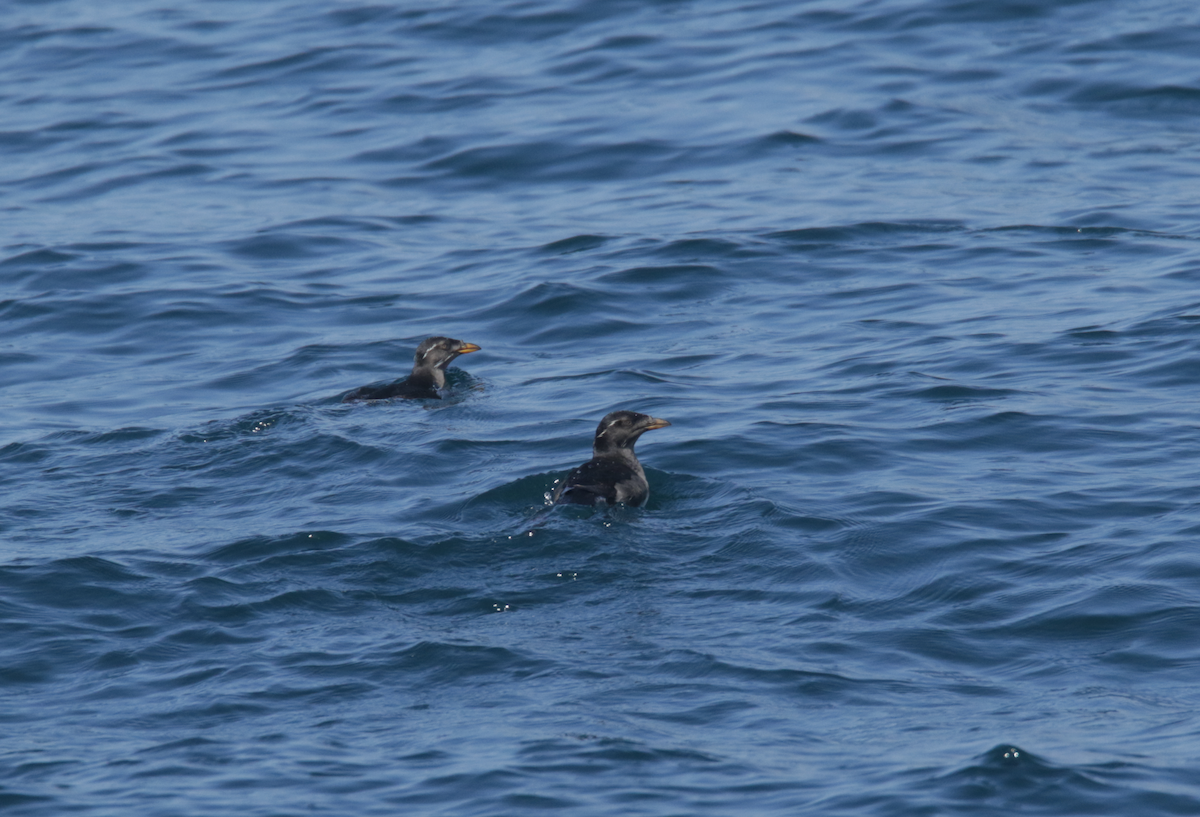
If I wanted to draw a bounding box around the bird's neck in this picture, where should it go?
[592,442,638,464]
[409,366,445,389]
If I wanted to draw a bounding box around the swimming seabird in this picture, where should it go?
[342,336,481,401]
[553,410,671,507]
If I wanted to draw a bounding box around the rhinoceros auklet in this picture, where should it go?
[553,410,671,507]
[342,336,481,402]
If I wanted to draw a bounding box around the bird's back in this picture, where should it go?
[342,377,439,402]
[554,456,648,507]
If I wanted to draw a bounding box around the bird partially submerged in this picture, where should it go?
[553,410,671,507]
[342,336,481,401]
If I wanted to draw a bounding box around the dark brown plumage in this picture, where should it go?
[342,336,480,402]
[553,410,671,507]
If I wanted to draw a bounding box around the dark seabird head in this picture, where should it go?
[412,336,481,387]
[591,410,671,457]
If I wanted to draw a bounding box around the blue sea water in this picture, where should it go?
[4,0,1200,813]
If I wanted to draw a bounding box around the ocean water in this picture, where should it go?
[4,0,1200,814]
